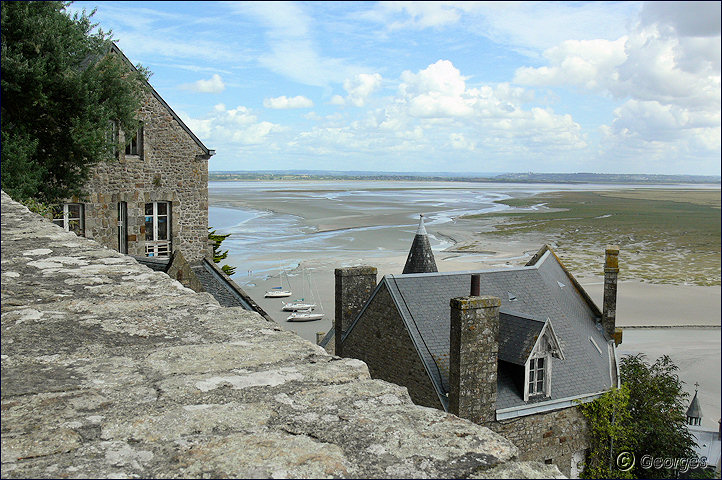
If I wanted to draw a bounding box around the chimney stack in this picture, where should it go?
[334,266,377,356]
[470,273,480,296]
[602,246,620,343]
[449,294,500,425]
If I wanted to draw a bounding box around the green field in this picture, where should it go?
[466,189,721,286]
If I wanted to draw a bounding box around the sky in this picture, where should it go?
[69,1,721,175]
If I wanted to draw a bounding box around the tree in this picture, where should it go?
[578,385,635,479]
[1,1,149,204]
[579,354,701,479]
[208,228,236,276]
[620,354,697,479]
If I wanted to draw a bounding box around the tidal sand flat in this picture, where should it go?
[209,181,720,426]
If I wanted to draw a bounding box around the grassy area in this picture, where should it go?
[466,189,721,286]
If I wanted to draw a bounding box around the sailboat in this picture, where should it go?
[287,270,324,322]
[264,264,292,298]
[282,269,317,311]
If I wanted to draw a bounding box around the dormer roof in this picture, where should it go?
[687,389,703,419]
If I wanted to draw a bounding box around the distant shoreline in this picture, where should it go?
[208,171,721,185]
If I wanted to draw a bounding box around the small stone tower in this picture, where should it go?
[403,214,438,274]
[686,383,703,426]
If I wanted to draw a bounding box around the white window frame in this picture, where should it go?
[525,353,551,400]
[144,201,170,257]
[52,203,85,237]
[117,201,128,254]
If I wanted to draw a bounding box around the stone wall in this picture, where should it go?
[490,406,589,477]
[0,191,563,479]
[75,86,210,262]
[334,266,376,355]
[342,282,443,410]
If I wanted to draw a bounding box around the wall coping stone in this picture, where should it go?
[1,191,563,479]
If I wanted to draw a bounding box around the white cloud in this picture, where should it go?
[180,74,226,93]
[513,3,721,168]
[263,95,314,109]
[331,73,383,107]
[182,104,283,145]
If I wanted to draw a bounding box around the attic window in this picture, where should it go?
[528,357,546,396]
[557,281,566,289]
[508,292,517,302]
[125,125,143,156]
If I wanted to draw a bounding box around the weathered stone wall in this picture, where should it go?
[1,191,563,479]
[343,282,443,410]
[77,86,210,262]
[490,406,589,477]
[334,266,376,355]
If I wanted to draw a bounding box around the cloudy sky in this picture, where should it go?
[70,1,721,175]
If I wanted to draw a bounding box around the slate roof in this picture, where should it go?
[403,214,438,274]
[498,312,546,366]
[687,390,703,419]
[376,247,616,413]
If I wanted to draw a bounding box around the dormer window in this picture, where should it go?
[498,312,565,403]
[528,357,546,396]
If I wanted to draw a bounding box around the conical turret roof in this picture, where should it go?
[403,214,438,274]
[686,388,703,420]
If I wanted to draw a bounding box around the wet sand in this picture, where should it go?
[210,181,720,429]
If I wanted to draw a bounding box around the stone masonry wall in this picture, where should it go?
[490,406,589,478]
[334,266,376,356]
[78,87,210,262]
[0,191,564,479]
[343,282,443,410]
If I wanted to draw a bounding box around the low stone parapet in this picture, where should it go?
[1,191,562,478]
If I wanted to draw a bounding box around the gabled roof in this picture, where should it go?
[499,312,564,366]
[348,245,616,414]
[110,44,214,158]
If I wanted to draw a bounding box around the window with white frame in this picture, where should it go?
[125,124,143,156]
[528,356,547,396]
[52,203,85,237]
[144,201,170,257]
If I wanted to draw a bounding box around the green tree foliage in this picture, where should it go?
[208,228,236,276]
[620,354,697,478]
[579,354,701,479]
[578,385,635,479]
[1,1,149,203]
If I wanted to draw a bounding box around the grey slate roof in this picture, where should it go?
[498,312,546,366]
[403,215,438,274]
[380,248,616,412]
[687,390,703,419]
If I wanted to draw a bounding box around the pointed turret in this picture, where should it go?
[403,214,438,274]
[686,383,703,426]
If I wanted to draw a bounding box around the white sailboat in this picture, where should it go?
[264,264,292,298]
[287,270,324,322]
[282,269,317,311]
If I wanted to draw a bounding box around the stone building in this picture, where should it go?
[333,215,623,477]
[49,44,268,318]
[51,44,213,263]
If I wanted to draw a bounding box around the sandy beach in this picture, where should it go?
[210,180,721,429]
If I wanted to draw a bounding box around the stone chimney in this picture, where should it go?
[602,246,619,342]
[334,266,377,356]
[403,214,438,274]
[449,289,500,425]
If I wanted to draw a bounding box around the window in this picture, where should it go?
[125,125,143,156]
[528,357,546,396]
[117,202,128,254]
[52,203,85,237]
[144,201,170,257]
